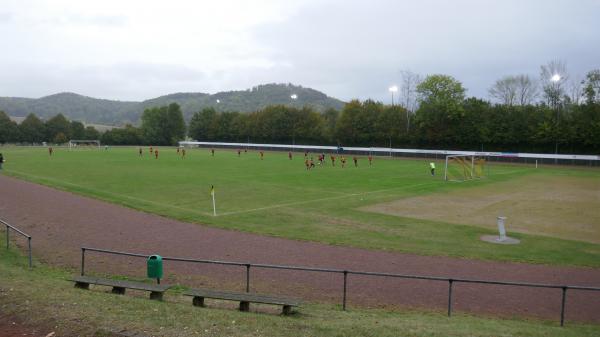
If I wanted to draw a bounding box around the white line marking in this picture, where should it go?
[5,170,214,217]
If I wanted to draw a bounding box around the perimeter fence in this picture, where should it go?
[81,246,600,326]
[1,218,32,268]
[179,141,600,166]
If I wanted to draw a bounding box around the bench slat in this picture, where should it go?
[71,276,171,292]
[184,288,300,306]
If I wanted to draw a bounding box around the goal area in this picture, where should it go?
[444,155,488,182]
[68,139,101,150]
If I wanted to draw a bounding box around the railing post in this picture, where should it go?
[81,248,86,276]
[560,287,567,327]
[448,279,454,317]
[342,270,348,311]
[27,237,32,269]
[245,264,250,293]
[5,225,8,249]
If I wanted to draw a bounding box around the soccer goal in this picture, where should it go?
[68,139,101,150]
[444,154,488,181]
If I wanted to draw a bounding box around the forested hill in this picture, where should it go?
[0,84,345,125]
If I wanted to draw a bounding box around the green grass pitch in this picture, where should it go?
[2,146,599,267]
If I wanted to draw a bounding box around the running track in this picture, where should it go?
[0,175,599,322]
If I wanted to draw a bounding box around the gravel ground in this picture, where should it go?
[1,174,599,323]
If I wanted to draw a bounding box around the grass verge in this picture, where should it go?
[1,235,599,337]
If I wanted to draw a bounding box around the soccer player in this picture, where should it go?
[330,155,336,166]
[309,157,315,169]
[430,162,436,176]
[288,151,292,160]
[368,155,373,166]
[182,148,186,158]
[149,146,153,154]
[177,147,180,154]
[305,158,310,170]
[260,151,264,160]
[48,147,53,156]
[353,156,358,167]
[238,149,241,157]
[139,148,143,156]
[341,156,346,168]
[211,148,215,156]
[155,149,159,159]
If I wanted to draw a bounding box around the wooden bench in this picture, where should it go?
[71,275,172,301]
[184,288,301,315]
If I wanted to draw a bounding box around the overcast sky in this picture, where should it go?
[1,0,599,103]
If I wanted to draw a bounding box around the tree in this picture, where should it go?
[582,69,600,104]
[18,113,46,143]
[489,76,518,106]
[399,70,422,131]
[415,75,466,146]
[140,103,186,145]
[515,74,538,106]
[165,103,186,144]
[45,114,71,142]
[188,107,218,141]
[70,121,86,139]
[101,125,143,145]
[489,75,538,106]
[540,60,569,108]
[83,126,100,140]
[0,111,20,143]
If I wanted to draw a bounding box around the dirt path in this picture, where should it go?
[1,175,599,323]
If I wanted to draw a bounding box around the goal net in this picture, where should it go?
[444,155,487,182]
[68,140,101,150]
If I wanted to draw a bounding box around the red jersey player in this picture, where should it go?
[288,151,292,160]
[368,155,373,166]
[353,156,358,167]
[154,149,159,159]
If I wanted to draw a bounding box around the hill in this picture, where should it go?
[0,84,345,125]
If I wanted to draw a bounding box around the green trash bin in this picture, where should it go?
[147,255,163,283]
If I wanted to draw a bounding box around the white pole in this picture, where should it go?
[212,192,216,216]
[535,160,538,169]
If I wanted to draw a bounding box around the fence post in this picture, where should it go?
[27,237,32,269]
[81,248,85,276]
[342,270,348,311]
[560,287,567,327]
[245,264,250,293]
[5,225,8,249]
[447,279,454,317]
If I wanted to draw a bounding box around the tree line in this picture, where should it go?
[1,64,599,154]
[0,112,101,144]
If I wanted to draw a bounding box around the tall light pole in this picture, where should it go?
[290,94,298,146]
[551,74,561,163]
[388,86,398,106]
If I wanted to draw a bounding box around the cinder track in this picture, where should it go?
[1,175,599,322]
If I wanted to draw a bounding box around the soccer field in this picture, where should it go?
[2,146,600,266]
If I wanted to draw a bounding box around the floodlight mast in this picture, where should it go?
[388,85,398,106]
[551,73,561,163]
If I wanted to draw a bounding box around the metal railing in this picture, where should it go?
[81,246,600,326]
[1,218,32,268]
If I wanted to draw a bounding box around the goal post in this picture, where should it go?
[444,154,488,181]
[68,139,101,150]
